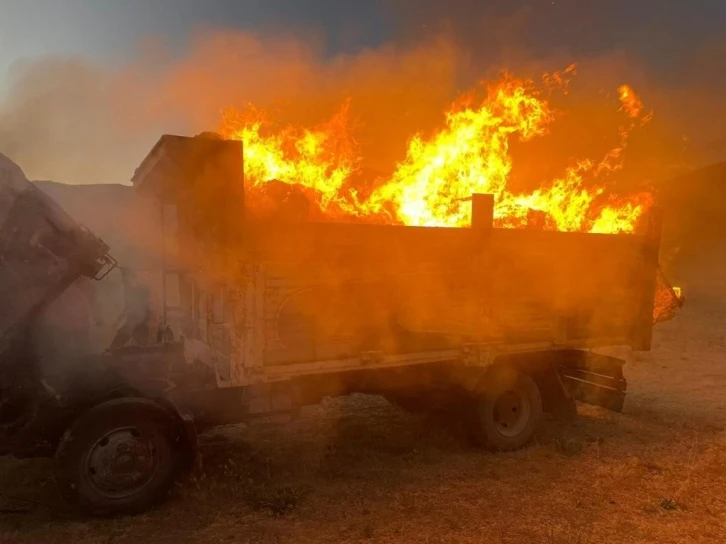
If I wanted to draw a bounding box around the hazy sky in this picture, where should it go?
[0,0,390,79]
[2,0,724,78]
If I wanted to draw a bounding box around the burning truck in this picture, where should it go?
[0,135,682,517]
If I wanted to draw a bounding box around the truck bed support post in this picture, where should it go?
[471,194,495,345]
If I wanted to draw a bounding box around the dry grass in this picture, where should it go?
[3,252,726,543]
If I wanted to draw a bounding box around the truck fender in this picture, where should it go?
[152,396,202,472]
[472,353,576,418]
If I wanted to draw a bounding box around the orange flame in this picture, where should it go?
[618,84,643,119]
[219,67,654,234]
[221,101,358,211]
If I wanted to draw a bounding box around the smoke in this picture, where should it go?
[0,29,463,184]
[0,58,142,184]
[382,0,726,171]
[0,4,723,187]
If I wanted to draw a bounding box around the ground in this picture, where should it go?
[2,249,726,543]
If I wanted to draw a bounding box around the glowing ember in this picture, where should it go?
[219,66,654,234]
[618,84,644,119]
[654,277,685,324]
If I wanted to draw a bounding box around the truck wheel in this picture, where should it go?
[54,398,186,517]
[467,369,542,451]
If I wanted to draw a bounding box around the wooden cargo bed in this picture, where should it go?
[245,217,659,368]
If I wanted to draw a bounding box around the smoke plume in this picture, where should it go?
[0,4,724,187]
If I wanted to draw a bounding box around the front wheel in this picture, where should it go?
[467,369,543,451]
[54,398,187,517]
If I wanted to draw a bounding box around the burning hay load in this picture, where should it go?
[219,67,653,233]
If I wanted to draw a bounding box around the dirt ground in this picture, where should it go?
[2,248,726,543]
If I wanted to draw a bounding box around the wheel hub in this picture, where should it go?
[492,390,531,438]
[86,428,158,497]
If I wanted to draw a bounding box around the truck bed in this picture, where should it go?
[129,135,680,387]
[243,218,662,371]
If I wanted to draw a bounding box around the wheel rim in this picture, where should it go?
[491,389,532,438]
[84,426,165,499]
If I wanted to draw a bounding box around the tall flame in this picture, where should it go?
[219,66,654,234]
[221,101,357,211]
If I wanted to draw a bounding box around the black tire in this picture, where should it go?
[467,368,543,451]
[54,397,186,517]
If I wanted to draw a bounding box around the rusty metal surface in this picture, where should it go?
[653,268,685,324]
[557,350,628,412]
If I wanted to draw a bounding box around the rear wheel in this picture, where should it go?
[54,398,187,517]
[467,368,542,451]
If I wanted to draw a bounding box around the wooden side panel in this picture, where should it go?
[244,219,656,367]
[487,230,646,342]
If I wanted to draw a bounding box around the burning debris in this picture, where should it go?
[246,180,313,221]
[220,67,653,234]
[654,274,685,324]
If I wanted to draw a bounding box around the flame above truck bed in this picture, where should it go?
[132,132,682,343]
[220,66,653,233]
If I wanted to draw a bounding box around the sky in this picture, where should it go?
[3,0,724,79]
[0,0,725,183]
[0,0,392,80]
